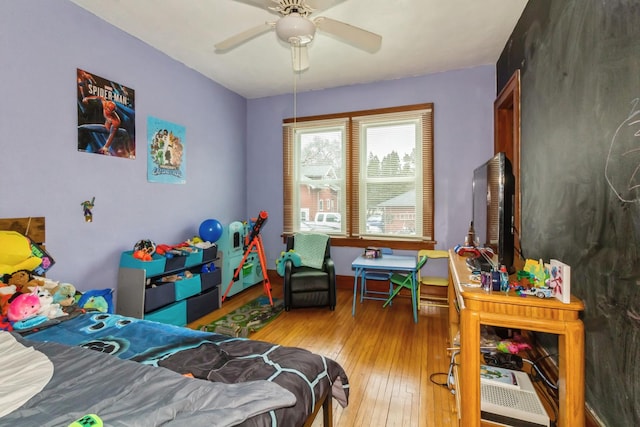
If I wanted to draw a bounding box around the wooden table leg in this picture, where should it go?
[558,319,585,426]
[460,308,481,427]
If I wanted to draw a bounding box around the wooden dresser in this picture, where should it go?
[448,250,585,426]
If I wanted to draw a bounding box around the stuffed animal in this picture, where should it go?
[31,276,61,295]
[77,289,114,313]
[5,270,45,294]
[52,283,76,306]
[33,286,66,319]
[0,231,43,276]
[0,283,18,316]
[275,250,302,277]
[7,289,41,322]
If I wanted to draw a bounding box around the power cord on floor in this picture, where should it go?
[429,350,459,395]
[429,372,449,388]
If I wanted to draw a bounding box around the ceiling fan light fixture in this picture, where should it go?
[276,13,316,45]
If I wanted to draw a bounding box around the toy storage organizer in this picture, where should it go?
[116,245,221,326]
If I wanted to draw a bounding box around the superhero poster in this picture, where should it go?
[77,68,135,159]
[147,116,186,184]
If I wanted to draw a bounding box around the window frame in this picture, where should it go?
[282,103,435,250]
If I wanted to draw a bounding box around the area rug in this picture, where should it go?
[199,295,284,338]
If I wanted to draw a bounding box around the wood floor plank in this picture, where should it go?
[188,278,458,427]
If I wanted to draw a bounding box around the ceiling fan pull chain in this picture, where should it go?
[292,57,298,126]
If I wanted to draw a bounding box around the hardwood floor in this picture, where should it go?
[187,278,459,427]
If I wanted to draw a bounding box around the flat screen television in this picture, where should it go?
[471,152,515,273]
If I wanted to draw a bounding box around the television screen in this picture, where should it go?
[472,152,515,273]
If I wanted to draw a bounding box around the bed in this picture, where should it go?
[0,217,350,427]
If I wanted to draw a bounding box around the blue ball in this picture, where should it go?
[199,219,223,243]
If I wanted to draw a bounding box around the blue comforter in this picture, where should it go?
[24,313,350,427]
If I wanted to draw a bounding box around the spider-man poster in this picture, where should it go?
[77,68,135,159]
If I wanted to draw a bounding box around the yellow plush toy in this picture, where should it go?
[0,231,42,276]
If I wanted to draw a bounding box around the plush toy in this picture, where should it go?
[33,286,66,319]
[52,283,76,306]
[12,315,49,330]
[31,276,61,295]
[5,270,45,294]
[275,250,302,277]
[7,289,41,322]
[0,231,43,276]
[77,289,114,313]
[0,283,18,316]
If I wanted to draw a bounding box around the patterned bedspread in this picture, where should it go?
[2,332,296,427]
[24,313,350,427]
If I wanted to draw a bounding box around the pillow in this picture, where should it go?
[77,289,114,313]
[0,331,54,417]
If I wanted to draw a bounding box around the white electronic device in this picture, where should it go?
[480,365,550,427]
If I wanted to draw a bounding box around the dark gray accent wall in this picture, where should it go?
[498,1,640,425]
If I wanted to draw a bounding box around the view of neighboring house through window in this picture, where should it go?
[282,103,434,245]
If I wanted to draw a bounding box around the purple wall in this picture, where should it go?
[247,67,496,276]
[0,0,496,290]
[0,1,247,290]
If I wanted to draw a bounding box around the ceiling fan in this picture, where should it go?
[215,0,382,71]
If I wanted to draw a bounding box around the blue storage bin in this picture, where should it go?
[200,268,221,292]
[120,251,166,277]
[144,300,186,326]
[184,249,203,267]
[144,282,175,312]
[186,287,220,323]
[164,254,187,272]
[201,245,218,263]
[174,275,202,301]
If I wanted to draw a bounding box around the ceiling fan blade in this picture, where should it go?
[215,22,274,51]
[314,16,382,53]
[291,44,310,72]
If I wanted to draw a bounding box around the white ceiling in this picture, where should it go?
[69,0,528,99]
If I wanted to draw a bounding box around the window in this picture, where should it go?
[283,104,434,248]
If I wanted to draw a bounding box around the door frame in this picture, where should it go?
[494,69,521,258]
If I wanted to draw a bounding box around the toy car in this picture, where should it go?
[519,286,553,299]
[454,244,495,258]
